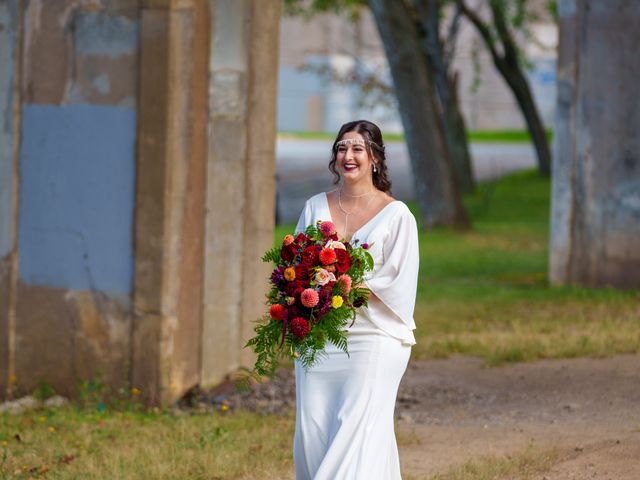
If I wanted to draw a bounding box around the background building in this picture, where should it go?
[278,7,557,134]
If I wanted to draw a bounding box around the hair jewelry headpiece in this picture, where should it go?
[335,138,385,152]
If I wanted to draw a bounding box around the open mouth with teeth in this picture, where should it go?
[343,163,358,171]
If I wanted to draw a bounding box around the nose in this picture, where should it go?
[345,147,354,161]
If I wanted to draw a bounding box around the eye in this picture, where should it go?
[337,146,347,153]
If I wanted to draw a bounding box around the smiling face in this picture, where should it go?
[335,131,375,184]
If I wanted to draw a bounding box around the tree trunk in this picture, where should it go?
[369,0,469,229]
[500,65,551,176]
[442,72,475,192]
[416,0,475,192]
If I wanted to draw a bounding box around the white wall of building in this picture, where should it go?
[278,9,557,134]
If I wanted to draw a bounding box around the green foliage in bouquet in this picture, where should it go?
[246,220,375,377]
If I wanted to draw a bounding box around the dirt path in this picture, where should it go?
[396,355,640,479]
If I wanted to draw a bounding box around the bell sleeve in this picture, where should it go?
[364,208,419,332]
[295,200,312,234]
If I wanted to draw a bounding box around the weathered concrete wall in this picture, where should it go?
[2,0,281,402]
[132,0,210,404]
[202,0,280,386]
[550,0,640,289]
[0,0,20,397]
[12,0,139,396]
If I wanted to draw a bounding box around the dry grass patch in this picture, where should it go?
[397,424,422,447]
[424,443,560,480]
[413,298,640,365]
[1,408,295,479]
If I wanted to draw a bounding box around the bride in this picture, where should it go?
[293,120,419,479]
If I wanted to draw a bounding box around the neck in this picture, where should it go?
[341,178,375,197]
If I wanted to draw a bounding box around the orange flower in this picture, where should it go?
[284,267,296,281]
[319,248,337,265]
[283,234,295,246]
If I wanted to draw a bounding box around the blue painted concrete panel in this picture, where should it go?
[18,104,136,296]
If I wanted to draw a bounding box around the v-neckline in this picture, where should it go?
[323,191,399,243]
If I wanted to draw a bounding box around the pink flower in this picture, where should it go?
[319,221,336,237]
[325,239,346,250]
[300,288,320,308]
[314,268,336,286]
[337,274,352,294]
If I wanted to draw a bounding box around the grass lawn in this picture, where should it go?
[0,408,295,479]
[0,405,424,479]
[277,169,640,365]
[278,129,553,144]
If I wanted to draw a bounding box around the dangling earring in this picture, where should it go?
[373,164,378,173]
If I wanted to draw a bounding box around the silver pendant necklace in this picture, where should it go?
[338,187,377,240]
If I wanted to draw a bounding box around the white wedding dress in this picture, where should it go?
[293,192,419,480]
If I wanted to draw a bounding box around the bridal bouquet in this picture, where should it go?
[246,220,374,376]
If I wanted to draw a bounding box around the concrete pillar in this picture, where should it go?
[550,0,640,289]
[202,0,280,385]
[1,0,280,403]
[132,0,210,405]
[0,0,21,398]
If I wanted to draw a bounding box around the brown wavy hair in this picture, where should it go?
[328,119,392,194]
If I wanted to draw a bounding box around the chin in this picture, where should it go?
[342,173,360,182]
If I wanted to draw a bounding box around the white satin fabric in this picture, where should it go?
[292,192,420,479]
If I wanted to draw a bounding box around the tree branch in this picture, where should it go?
[488,0,520,66]
[444,4,462,69]
[455,0,504,68]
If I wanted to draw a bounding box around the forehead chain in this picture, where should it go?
[335,138,384,151]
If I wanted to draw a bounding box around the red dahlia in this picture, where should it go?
[295,265,310,280]
[335,248,351,273]
[269,304,287,321]
[291,317,310,338]
[301,245,321,267]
